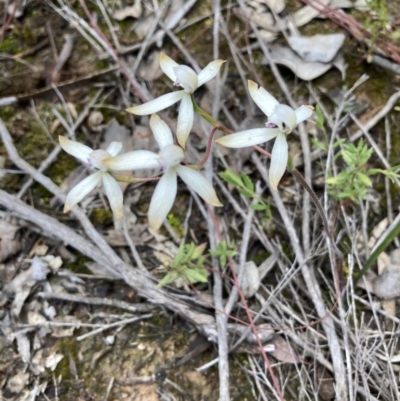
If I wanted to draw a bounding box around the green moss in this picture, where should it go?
[0,34,23,54]
[251,250,271,266]
[0,105,16,121]
[47,152,77,185]
[90,208,114,225]
[167,213,184,236]
[66,255,91,274]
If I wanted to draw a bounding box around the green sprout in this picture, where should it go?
[155,242,208,288]
[210,240,237,267]
[327,139,400,203]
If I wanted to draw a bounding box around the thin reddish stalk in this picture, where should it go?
[207,205,285,401]
[300,0,400,63]
[0,0,19,41]
[196,127,221,168]
[77,0,149,103]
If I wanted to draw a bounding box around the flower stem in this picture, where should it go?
[191,126,221,169]
[193,98,342,288]
[192,96,220,127]
[112,174,160,184]
[289,166,343,289]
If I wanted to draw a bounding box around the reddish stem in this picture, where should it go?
[77,0,149,103]
[196,126,220,168]
[300,0,400,63]
[207,205,285,401]
[0,0,19,42]
[198,124,272,167]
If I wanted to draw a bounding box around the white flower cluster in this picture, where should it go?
[60,53,313,230]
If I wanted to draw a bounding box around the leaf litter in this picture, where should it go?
[1,0,400,399]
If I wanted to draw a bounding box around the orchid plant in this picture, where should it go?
[59,54,314,229]
[103,114,222,231]
[216,81,313,190]
[59,136,125,219]
[126,53,225,148]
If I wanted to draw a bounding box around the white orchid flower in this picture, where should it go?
[103,114,222,231]
[126,53,225,149]
[59,136,124,219]
[216,80,313,190]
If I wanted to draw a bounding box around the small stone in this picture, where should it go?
[374,265,400,299]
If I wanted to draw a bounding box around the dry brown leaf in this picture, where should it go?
[374,265,400,299]
[390,248,400,264]
[133,13,156,40]
[4,371,30,396]
[264,46,338,80]
[45,353,64,371]
[136,51,163,81]
[113,0,142,20]
[292,0,329,27]
[27,311,47,326]
[233,5,277,31]
[5,256,50,317]
[269,335,301,363]
[51,316,81,338]
[129,384,159,401]
[29,243,48,257]
[16,332,31,364]
[288,34,345,63]
[184,371,211,398]
[265,0,286,13]
[368,217,388,249]
[236,261,260,298]
[42,255,62,272]
[0,219,21,262]
[315,364,335,400]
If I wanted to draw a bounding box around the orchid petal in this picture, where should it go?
[158,145,184,170]
[148,169,177,231]
[269,133,288,191]
[149,114,174,149]
[275,104,297,132]
[215,128,280,148]
[248,80,279,118]
[176,94,194,149]
[102,173,124,219]
[126,91,185,115]
[59,136,93,164]
[197,60,225,87]
[103,150,160,171]
[106,142,123,157]
[64,171,102,212]
[176,165,222,207]
[173,65,198,93]
[88,149,111,171]
[160,53,179,82]
[295,105,314,124]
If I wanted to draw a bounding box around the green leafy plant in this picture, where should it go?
[364,0,390,59]
[311,105,346,152]
[155,242,208,288]
[210,240,237,267]
[219,169,275,231]
[167,213,184,236]
[220,170,271,213]
[327,139,400,202]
